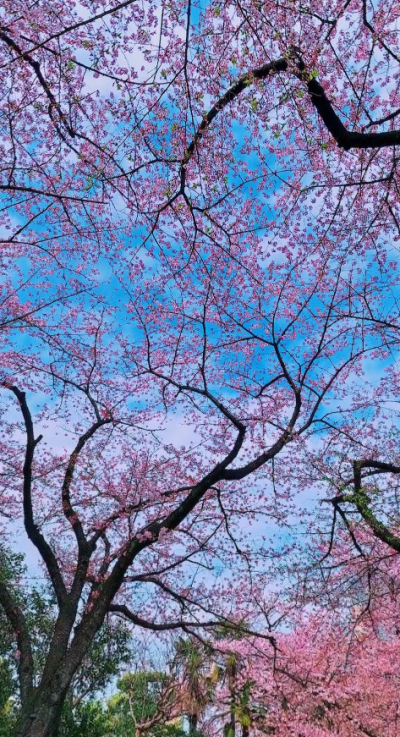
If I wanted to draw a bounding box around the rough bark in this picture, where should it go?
[14,684,67,737]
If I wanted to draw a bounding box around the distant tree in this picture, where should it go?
[106,670,185,737]
[58,702,108,737]
[172,640,214,737]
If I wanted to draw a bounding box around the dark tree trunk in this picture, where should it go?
[13,617,97,737]
[12,582,111,737]
[188,713,198,736]
[13,682,68,737]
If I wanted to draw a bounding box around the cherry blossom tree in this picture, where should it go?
[0,1,400,736]
[193,596,400,737]
[2,242,381,736]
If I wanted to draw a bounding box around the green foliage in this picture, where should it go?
[0,549,133,736]
[0,547,26,659]
[0,552,201,737]
[59,701,108,737]
[0,657,16,737]
[106,670,185,737]
[70,620,132,704]
[108,670,166,724]
[0,546,29,734]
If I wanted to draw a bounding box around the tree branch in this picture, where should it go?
[182,54,400,178]
[109,603,224,632]
[6,385,67,606]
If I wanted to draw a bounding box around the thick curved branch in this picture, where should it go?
[355,459,400,475]
[305,74,400,150]
[69,420,246,658]
[331,460,400,553]
[62,419,113,553]
[182,55,400,178]
[221,401,299,481]
[345,460,400,553]
[6,385,67,606]
[181,58,288,185]
[64,418,113,604]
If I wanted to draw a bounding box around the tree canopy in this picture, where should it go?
[0,1,400,735]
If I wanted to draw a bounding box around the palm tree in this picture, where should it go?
[172,639,214,736]
[214,626,253,737]
[223,655,252,737]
